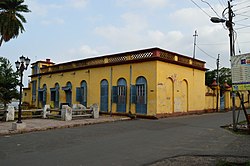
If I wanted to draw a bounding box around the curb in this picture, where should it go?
[0,117,131,136]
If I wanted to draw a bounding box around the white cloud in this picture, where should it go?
[147,30,165,43]
[116,0,169,10]
[26,0,62,17]
[68,45,99,60]
[79,45,99,56]
[94,12,148,48]
[142,0,169,9]
[41,18,65,26]
[66,0,88,9]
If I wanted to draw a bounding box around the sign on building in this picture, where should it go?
[231,53,250,91]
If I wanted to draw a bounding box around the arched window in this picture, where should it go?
[38,84,47,107]
[100,79,109,112]
[50,83,60,108]
[76,80,87,106]
[62,82,72,106]
[115,78,127,113]
[135,76,147,114]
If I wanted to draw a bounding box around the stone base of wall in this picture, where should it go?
[155,109,218,119]
[100,109,221,119]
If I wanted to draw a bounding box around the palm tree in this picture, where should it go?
[0,0,31,47]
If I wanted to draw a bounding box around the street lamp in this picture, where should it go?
[15,55,30,123]
[210,1,236,130]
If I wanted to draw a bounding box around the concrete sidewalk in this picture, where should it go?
[0,116,131,136]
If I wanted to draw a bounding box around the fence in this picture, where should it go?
[0,104,99,122]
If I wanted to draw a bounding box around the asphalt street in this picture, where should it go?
[0,111,249,166]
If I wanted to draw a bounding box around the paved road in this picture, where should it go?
[0,111,249,166]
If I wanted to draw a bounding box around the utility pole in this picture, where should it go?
[193,30,198,59]
[227,1,237,131]
[216,54,220,112]
[211,0,237,131]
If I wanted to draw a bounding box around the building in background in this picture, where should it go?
[23,47,207,117]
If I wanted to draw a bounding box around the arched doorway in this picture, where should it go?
[50,83,60,108]
[100,79,109,112]
[62,82,72,106]
[39,84,47,108]
[117,78,127,113]
[135,76,147,114]
[80,80,87,107]
[182,79,188,112]
[166,77,174,113]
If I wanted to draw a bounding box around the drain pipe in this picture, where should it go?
[110,67,113,116]
[129,65,132,115]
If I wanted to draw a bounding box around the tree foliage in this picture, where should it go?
[0,57,19,109]
[205,67,232,87]
[0,0,31,46]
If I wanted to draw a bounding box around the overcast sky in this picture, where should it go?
[1,0,250,86]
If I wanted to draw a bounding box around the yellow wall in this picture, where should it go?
[33,61,158,115]
[27,60,250,115]
[156,61,205,115]
[23,88,31,104]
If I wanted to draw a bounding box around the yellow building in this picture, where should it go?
[23,47,206,117]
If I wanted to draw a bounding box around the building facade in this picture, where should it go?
[23,48,206,117]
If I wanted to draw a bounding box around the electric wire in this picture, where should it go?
[233,5,250,13]
[196,45,229,67]
[232,0,250,6]
[218,0,226,8]
[196,45,217,59]
[201,0,221,18]
[190,0,212,17]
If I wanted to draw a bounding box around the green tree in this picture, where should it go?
[205,67,232,86]
[0,57,19,110]
[0,0,31,47]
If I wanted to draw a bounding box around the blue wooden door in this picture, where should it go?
[50,84,60,108]
[117,78,127,113]
[55,83,60,108]
[63,82,72,106]
[81,81,87,107]
[38,84,47,108]
[66,90,72,106]
[135,77,147,114]
[100,80,109,112]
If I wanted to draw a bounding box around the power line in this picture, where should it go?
[218,0,226,8]
[234,5,250,13]
[232,0,250,6]
[196,45,229,67]
[198,42,228,46]
[196,45,217,59]
[201,0,221,18]
[235,25,250,30]
[190,0,212,18]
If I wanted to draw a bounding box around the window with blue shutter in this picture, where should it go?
[131,85,137,104]
[38,91,43,101]
[100,80,109,112]
[32,80,37,101]
[112,86,118,103]
[81,81,87,106]
[50,89,55,101]
[76,87,82,102]
[55,90,59,102]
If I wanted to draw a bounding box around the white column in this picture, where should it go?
[61,105,72,121]
[6,106,15,121]
[91,103,99,119]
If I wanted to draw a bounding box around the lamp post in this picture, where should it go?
[210,1,236,130]
[15,55,30,123]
